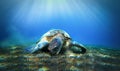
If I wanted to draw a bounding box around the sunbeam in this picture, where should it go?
[0,0,119,48]
[10,0,111,46]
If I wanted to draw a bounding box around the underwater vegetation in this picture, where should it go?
[0,46,120,71]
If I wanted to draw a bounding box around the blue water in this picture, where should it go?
[0,0,120,48]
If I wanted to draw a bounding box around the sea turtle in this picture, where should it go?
[25,29,86,55]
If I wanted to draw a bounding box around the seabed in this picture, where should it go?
[0,45,120,71]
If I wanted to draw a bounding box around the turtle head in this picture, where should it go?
[48,37,63,55]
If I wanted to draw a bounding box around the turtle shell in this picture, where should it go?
[36,29,72,54]
[38,29,71,43]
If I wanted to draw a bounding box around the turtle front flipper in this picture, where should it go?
[70,41,86,54]
[25,42,49,53]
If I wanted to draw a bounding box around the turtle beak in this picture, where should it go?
[48,37,63,55]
